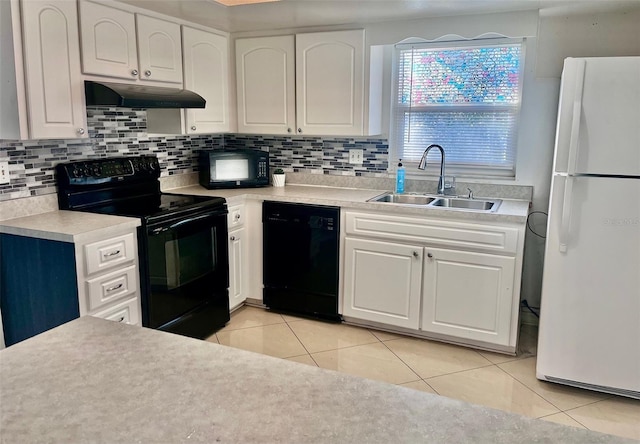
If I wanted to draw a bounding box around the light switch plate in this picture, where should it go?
[0,161,10,185]
[348,149,363,165]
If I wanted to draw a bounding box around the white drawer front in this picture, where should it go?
[228,205,245,230]
[84,233,135,275]
[91,297,140,325]
[86,265,138,311]
[344,211,519,255]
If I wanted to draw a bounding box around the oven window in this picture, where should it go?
[149,227,217,291]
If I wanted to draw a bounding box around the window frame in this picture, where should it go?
[389,37,526,179]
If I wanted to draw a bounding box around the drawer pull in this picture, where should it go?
[235,214,241,220]
[117,316,126,322]
[103,250,121,258]
[106,283,124,292]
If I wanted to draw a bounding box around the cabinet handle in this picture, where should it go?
[106,283,124,292]
[144,70,152,77]
[297,128,302,133]
[413,251,419,258]
[77,128,85,135]
[230,236,236,241]
[427,252,433,258]
[103,250,121,258]
[191,126,196,131]
[234,214,241,220]
[287,128,292,133]
[131,69,138,76]
[117,316,125,323]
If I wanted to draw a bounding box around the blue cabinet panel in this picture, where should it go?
[1,234,80,346]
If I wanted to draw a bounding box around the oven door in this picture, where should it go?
[143,208,229,330]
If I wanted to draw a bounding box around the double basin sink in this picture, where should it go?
[368,192,501,212]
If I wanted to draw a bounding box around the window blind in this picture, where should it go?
[391,40,524,177]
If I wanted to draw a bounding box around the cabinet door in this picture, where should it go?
[228,227,247,310]
[20,0,87,139]
[342,238,422,329]
[296,30,364,136]
[182,26,229,133]
[421,247,516,346]
[79,1,138,80]
[136,14,182,84]
[236,35,295,134]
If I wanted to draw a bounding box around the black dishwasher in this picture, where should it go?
[263,202,340,321]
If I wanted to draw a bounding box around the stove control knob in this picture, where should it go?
[72,168,80,178]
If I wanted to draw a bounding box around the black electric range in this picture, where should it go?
[56,156,230,339]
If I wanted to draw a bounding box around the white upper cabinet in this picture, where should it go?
[236,29,381,136]
[296,30,364,136]
[183,26,229,133]
[236,35,295,134]
[20,0,87,139]
[78,1,183,85]
[136,14,183,84]
[79,1,138,80]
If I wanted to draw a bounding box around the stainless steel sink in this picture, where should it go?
[368,193,437,205]
[430,197,501,212]
[368,192,502,213]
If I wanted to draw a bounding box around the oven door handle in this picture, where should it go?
[150,213,221,235]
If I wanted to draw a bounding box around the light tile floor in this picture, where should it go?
[207,306,640,441]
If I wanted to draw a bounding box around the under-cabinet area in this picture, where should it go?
[341,210,525,353]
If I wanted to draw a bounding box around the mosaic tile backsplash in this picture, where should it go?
[0,108,389,202]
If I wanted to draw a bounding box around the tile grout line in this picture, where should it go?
[377,340,436,391]
[494,360,614,419]
[491,364,563,418]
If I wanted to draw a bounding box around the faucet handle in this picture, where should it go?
[467,187,474,199]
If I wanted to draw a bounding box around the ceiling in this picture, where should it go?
[117,0,640,33]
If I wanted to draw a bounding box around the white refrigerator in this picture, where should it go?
[536,57,640,399]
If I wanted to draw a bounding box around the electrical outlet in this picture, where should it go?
[0,161,10,185]
[348,149,363,165]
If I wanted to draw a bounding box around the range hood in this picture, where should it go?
[84,81,206,108]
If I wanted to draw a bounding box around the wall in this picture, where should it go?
[225,134,388,175]
[0,107,223,201]
[0,111,389,201]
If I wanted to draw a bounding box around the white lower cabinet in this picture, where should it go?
[228,226,247,310]
[421,247,516,345]
[76,226,142,326]
[341,210,525,353]
[227,203,249,310]
[342,238,422,329]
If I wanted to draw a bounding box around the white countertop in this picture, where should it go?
[0,210,140,243]
[168,184,530,223]
[0,317,628,444]
[0,184,529,242]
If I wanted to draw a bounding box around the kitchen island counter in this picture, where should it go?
[0,317,631,443]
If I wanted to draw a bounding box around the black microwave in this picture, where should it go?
[199,149,269,189]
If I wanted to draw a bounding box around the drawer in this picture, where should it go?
[85,265,138,312]
[84,232,135,275]
[91,296,140,325]
[344,211,520,255]
[228,205,245,230]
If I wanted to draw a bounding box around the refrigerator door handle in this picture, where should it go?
[566,59,586,176]
[559,175,574,253]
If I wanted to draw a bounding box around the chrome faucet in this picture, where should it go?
[418,144,446,194]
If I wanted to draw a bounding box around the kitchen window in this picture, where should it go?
[390,39,524,178]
